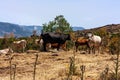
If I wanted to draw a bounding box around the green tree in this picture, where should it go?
[42,15,73,33]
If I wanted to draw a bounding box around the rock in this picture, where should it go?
[51,53,59,56]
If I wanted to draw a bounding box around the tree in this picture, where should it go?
[108,34,120,54]
[42,15,73,33]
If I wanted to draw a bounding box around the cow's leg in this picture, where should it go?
[76,45,78,52]
[98,45,101,54]
[43,43,47,51]
[62,43,67,51]
[98,43,101,54]
[87,42,91,54]
[93,46,95,54]
[90,46,93,54]
[75,45,77,52]
[57,43,60,51]
[23,43,25,53]
[87,47,90,54]
[75,42,78,52]
[88,45,92,54]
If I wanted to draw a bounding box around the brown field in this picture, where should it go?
[0,50,117,80]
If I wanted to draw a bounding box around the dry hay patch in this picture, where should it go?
[0,50,117,80]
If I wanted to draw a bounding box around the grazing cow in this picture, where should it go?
[40,32,71,51]
[87,33,102,54]
[12,39,27,52]
[75,37,90,53]
[0,48,13,54]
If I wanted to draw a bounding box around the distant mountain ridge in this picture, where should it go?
[0,22,85,37]
[0,22,41,37]
[72,26,85,31]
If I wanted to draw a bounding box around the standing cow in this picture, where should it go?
[12,39,27,53]
[40,32,71,51]
[75,37,90,53]
[87,33,102,54]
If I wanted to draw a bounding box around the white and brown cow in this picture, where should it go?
[12,39,27,52]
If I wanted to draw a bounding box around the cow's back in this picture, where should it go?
[41,32,70,43]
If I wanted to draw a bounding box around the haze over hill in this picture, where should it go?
[0,22,84,37]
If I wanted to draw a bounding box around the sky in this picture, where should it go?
[0,0,120,29]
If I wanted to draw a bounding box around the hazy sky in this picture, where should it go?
[0,0,120,29]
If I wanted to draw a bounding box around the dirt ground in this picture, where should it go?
[0,50,117,80]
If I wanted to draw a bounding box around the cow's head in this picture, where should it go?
[85,32,93,39]
[66,34,71,40]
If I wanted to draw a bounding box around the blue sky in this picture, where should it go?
[0,0,120,29]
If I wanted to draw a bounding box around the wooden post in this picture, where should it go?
[13,64,16,80]
[33,54,38,80]
[9,56,13,80]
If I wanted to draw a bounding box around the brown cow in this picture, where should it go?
[75,37,90,53]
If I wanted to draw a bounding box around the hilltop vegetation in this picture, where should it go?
[76,24,120,35]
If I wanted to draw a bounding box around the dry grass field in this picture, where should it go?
[0,50,117,80]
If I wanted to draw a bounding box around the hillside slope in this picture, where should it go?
[75,24,120,36]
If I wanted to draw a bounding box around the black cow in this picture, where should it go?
[40,32,71,51]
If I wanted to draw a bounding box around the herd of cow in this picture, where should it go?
[39,32,102,54]
[0,32,102,54]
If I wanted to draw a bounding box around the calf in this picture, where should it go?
[46,42,67,51]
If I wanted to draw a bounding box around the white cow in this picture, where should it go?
[35,39,40,44]
[87,33,102,54]
[0,48,13,54]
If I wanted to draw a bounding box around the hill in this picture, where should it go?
[0,22,119,37]
[72,26,85,31]
[75,24,120,36]
[0,22,31,37]
[0,22,43,37]
[0,22,85,37]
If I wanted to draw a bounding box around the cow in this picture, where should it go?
[12,39,27,52]
[46,42,67,51]
[0,47,13,54]
[75,37,91,53]
[86,33,102,54]
[35,39,40,44]
[40,32,71,51]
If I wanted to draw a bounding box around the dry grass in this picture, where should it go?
[0,50,116,80]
